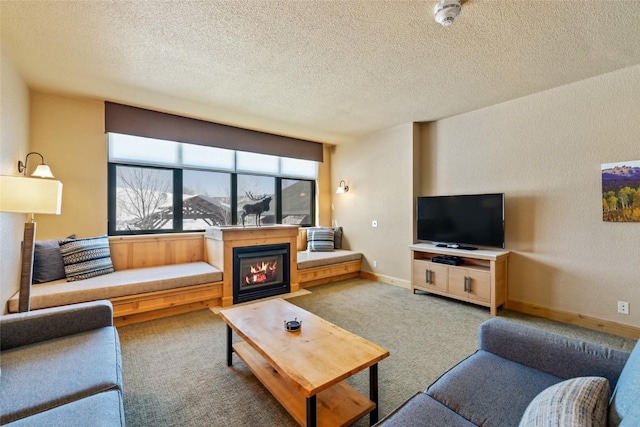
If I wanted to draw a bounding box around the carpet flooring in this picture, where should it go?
[118,278,636,427]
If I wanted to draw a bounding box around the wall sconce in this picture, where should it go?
[18,152,55,178]
[336,180,349,194]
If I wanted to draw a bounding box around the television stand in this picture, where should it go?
[410,243,509,315]
[435,243,478,251]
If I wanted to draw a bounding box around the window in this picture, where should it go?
[107,134,317,234]
[281,179,314,225]
[183,170,232,229]
[112,165,174,232]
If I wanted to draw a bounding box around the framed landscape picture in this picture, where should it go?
[601,160,640,222]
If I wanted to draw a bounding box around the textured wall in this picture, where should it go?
[30,92,107,240]
[420,65,640,326]
[332,123,415,283]
[0,46,30,313]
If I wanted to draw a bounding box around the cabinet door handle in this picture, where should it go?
[464,276,471,292]
[426,269,432,284]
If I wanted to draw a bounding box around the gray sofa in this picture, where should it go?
[377,318,640,427]
[0,301,125,426]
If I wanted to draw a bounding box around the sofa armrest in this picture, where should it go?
[478,318,630,389]
[0,300,114,350]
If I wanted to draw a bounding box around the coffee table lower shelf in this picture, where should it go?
[234,341,375,427]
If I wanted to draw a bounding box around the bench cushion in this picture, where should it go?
[297,249,362,270]
[8,262,222,312]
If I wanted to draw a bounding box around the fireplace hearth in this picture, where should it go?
[233,243,290,304]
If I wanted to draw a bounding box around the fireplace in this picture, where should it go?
[233,243,290,304]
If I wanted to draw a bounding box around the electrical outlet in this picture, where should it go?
[372,220,378,227]
[373,260,378,268]
[618,301,630,315]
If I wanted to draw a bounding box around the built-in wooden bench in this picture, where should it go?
[8,233,223,326]
[295,227,362,288]
[9,229,362,325]
[108,233,223,325]
[297,250,362,287]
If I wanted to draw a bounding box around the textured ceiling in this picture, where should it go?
[2,1,640,144]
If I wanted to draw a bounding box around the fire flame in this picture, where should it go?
[245,260,278,284]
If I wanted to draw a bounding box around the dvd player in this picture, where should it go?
[431,255,464,266]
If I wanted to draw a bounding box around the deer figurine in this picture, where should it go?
[241,192,272,227]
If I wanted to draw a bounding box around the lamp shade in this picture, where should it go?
[31,164,55,178]
[0,176,63,214]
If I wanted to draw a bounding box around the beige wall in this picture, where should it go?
[30,92,107,239]
[0,46,30,313]
[317,144,332,227]
[331,123,415,284]
[419,65,640,326]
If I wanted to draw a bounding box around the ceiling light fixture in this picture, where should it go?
[434,0,462,27]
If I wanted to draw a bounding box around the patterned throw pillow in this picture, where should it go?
[519,377,609,427]
[307,228,335,252]
[59,235,114,281]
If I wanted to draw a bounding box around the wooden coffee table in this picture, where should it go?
[219,298,390,427]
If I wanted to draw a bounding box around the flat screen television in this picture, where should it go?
[416,193,505,250]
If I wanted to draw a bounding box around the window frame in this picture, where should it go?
[108,163,316,235]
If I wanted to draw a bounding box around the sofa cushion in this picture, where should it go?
[59,235,114,281]
[297,250,362,270]
[307,227,335,251]
[619,403,640,427]
[0,327,122,424]
[1,301,114,351]
[609,340,640,426]
[3,390,125,427]
[8,262,222,312]
[426,350,563,427]
[375,392,476,427]
[479,318,630,390]
[519,377,609,427]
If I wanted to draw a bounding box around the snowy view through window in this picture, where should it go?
[109,134,316,233]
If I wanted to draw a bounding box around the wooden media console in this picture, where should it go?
[410,243,509,315]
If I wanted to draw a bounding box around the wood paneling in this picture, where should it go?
[298,260,362,288]
[109,233,205,271]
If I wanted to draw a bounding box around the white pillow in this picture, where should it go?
[519,377,609,427]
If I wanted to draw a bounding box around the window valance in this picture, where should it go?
[104,102,323,162]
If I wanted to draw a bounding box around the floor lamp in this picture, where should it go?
[0,175,63,312]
